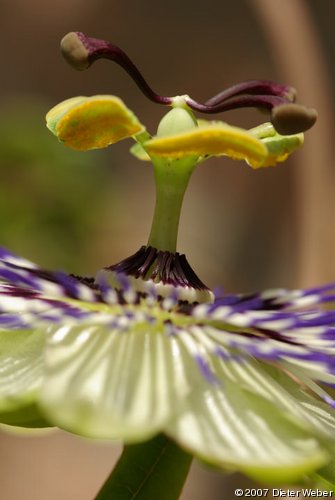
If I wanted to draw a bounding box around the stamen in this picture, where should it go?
[271,103,318,135]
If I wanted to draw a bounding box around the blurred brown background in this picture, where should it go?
[1,0,335,498]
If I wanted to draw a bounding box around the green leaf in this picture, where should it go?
[95,434,192,500]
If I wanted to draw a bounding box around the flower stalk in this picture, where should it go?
[95,434,192,500]
[147,155,197,252]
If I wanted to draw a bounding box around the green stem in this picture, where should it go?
[95,434,193,500]
[147,157,196,252]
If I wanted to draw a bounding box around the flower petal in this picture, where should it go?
[225,361,335,439]
[39,323,206,440]
[0,328,49,426]
[143,124,268,165]
[166,358,330,481]
[46,95,144,151]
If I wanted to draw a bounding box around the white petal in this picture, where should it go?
[40,323,203,440]
[166,363,328,479]
[0,328,45,411]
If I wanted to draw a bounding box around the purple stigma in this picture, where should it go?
[60,31,317,135]
[61,32,172,106]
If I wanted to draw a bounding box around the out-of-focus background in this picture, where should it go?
[1,0,335,498]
